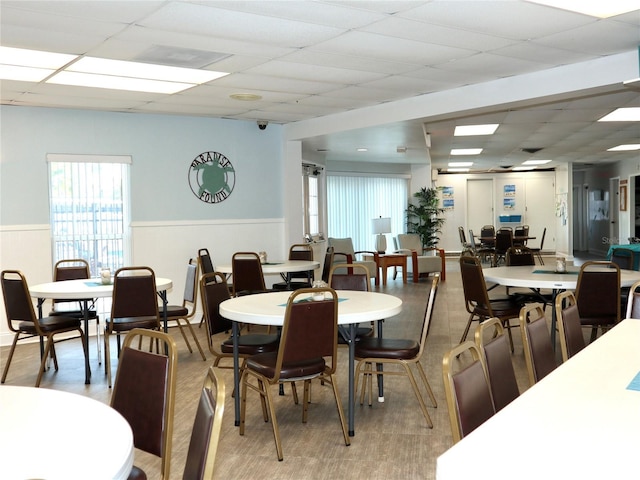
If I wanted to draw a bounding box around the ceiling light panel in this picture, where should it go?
[0,46,77,69]
[523,160,552,165]
[607,144,640,151]
[451,148,483,155]
[454,124,499,136]
[47,71,194,94]
[598,108,640,122]
[448,162,473,167]
[525,0,639,18]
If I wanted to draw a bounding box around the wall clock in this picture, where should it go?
[188,151,236,204]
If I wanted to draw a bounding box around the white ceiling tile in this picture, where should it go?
[535,21,640,55]
[213,73,342,95]
[490,42,596,65]
[244,60,387,84]
[281,49,418,75]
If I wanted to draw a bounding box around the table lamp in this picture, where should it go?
[372,216,391,254]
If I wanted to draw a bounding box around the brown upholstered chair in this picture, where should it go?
[182,366,225,480]
[492,228,513,266]
[575,261,620,342]
[474,317,520,412]
[197,248,215,276]
[505,246,551,309]
[164,259,206,360]
[528,227,546,265]
[513,225,529,246]
[231,252,271,297]
[354,276,439,428]
[1,269,88,387]
[239,287,350,461]
[272,243,314,290]
[554,291,586,362]
[480,225,496,249]
[49,258,101,359]
[625,279,640,318]
[105,266,161,387]
[459,254,521,351]
[110,328,177,480]
[321,246,334,283]
[200,272,279,370]
[442,341,496,444]
[328,263,374,342]
[519,303,557,386]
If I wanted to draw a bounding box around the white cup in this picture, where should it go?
[100,268,111,284]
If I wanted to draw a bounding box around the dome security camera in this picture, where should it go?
[257,120,268,130]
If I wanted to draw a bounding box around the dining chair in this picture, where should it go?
[505,246,551,309]
[554,291,586,362]
[197,248,215,276]
[328,263,374,342]
[104,266,161,388]
[1,269,89,387]
[492,228,513,266]
[519,303,557,386]
[625,279,640,318]
[272,243,314,290]
[480,225,496,249]
[182,366,225,480]
[49,258,101,360]
[354,275,439,428]
[469,228,493,263]
[200,272,279,371]
[459,254,521,351]
[474,317,520,412]
[396,233,446,281]
[231,251,270,296]
[513,225,529,246]
[164,258,206,360]
[575,261,620,342]
[442,341,496,444]
[110,328,177,480]
[239,287,350,461]
[321,246,334,283]
[529,227,546,265]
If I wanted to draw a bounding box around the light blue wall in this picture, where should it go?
[0,105,283,225]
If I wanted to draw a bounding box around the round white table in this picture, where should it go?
[29,277,173,383]
[215,260,320,275]
[0,385,134,479]
[220,289,402,436]
[483,265,640,346]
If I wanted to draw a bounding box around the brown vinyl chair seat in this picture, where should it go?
[246,353,326,379]
[354,338,419,359]
[17,315,81,333]
[165,305,188,317]
[220,335,279,356]
[329,263,375,343]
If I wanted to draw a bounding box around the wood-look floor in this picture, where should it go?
[0,257,567,480]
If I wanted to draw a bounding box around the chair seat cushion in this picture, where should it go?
[107,316,158,331]
[474,299,521,318]
[409,256,442,274]
[49,309,98,319]
[127,465,147,480]
[19,315,81,333]
[355,337,419,360]
[247,352,326,379]
[164,304,188,317]
[221,334,279,355]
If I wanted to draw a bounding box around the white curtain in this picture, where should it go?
[327,174,408,252]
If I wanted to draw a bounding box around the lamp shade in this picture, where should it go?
[372,217,391,234]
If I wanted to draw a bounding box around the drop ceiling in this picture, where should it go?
[1,1,639,172]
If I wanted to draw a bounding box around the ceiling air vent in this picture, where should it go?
[522,148,543,154]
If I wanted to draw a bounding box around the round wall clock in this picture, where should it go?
[188,151,236,204]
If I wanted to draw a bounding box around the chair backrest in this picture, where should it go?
[610,247,636,270]
[519,303,557,385]
[111,328,177,480]
[198,248,215,276]
[474,318,519,411]
[287,244,313,281]
[415,276,439,359]
[231,252,266,296]
[200,272,233,338]
[1,270,40,334]
[505,246,535,266]
[480,225,495,246]
[110,266,160,323]
[459,255,491,315]
[182,367,225,480]
[52,258,91,307]
[397,233,422,252]
[555,291,586,362]
[327,238,356,262]
[328,263,370,292]
[442,341,496,444]
[272,287,339,382]
[575,261,620,322]
[538,227,546,249]
[626,279,640,318]
[494,229,513,253]
[321,247,334,283]
[458,226,468,247]
[513,225,526,237]
[182,258,199,310]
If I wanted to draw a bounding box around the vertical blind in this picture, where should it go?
[47,155,130,277]
[327,174,408,252]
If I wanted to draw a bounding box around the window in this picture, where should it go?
[302,165,322,236]
[47,154,131,277]
[327,174,408,251]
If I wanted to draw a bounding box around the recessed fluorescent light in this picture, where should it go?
[454,124,499,136]
[607,144,640,151]
[523,160,552,165]
[513,166,536,171]
[230,93,262,101]
[526,0,638,18]
[0,65,57,82]
[0,46,77,82]
[598,107,640,122]
[48,71,194,94]
[357,148,368,152]
[448,162,473,167]
[447,168,470,173]
[451,148,482,155]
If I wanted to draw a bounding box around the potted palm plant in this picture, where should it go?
[405,187,446,248]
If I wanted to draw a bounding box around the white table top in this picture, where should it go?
[483,265,640,290]
[29,277,173,300]
[436,318,640,480]
[215,259,319,275]
[0,385,134,479]
[220,290,402,326]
